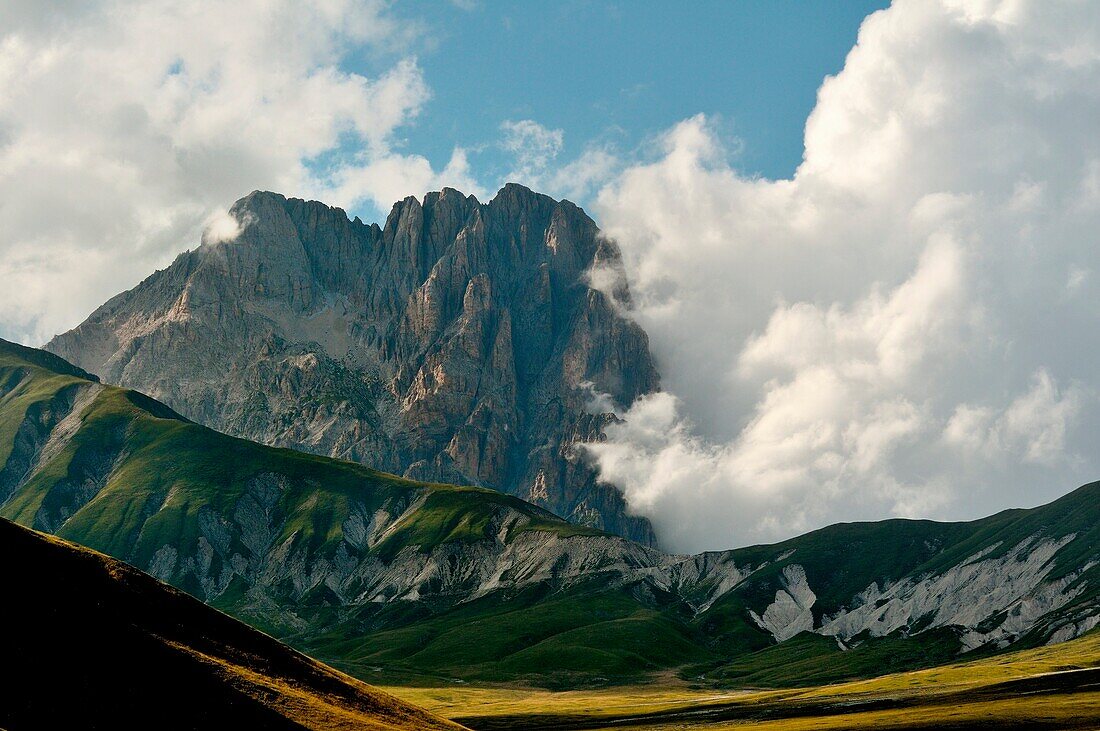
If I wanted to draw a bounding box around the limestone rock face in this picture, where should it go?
[47,185,660,544]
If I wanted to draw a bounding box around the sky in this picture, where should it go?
[0,0,884,346]
[380,2,888,202]
[2,0,1099,552]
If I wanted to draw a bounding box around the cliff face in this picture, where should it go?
[47,185,659,544]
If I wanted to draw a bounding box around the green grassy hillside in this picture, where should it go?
[0,337,590,567]
[301,579,721,688]
[1,337,682,684]
[306,482,1100,689]
[0,516,463,731]
[2,337,1097,691]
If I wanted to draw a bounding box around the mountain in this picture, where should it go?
[45,185,659,544]
[0,516,462,731]
[2,338,1097,689]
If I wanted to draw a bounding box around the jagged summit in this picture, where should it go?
[48,185,660,544]
[228,182,571,227]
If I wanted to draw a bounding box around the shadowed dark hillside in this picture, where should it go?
[0,517,464,731]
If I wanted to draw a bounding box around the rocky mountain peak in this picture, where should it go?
[47,185,660,545]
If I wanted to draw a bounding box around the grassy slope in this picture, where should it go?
[322,484,1100,688]
[391,630,1100,730]
[303,581,719,688]
[696,482,1100,658]
[0,516,464,731]
[0,338,593,565]
[681,629,965,688]
[1,338,694,686]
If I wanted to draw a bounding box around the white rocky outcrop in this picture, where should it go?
[750,564,817,641]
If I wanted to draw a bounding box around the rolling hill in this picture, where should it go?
[1,336,1097,689]
[0,516,463,730]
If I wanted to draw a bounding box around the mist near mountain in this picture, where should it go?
[583,0,1100,552]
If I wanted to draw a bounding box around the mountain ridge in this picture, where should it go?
[47,184,659,544]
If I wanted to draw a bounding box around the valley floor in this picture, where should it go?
[383,631,1100,730]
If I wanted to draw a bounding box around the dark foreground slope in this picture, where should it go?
[2,337,1098,690]
[0,517,463,731]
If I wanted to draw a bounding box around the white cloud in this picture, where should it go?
[501,119,564,182]
[201,209,247,245]
[586,0,1100,552]
[0,0,474,344]
[545,148,621,202]
[328,147,488,212]
[497,119,621,202]
[945,370,1085,467]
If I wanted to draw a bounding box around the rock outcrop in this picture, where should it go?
[47,185,660,544]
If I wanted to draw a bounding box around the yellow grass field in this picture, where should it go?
[384,631,1100,730]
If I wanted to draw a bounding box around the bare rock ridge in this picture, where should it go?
[47,184,659,544]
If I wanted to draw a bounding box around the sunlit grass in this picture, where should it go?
[382,630,1100,729]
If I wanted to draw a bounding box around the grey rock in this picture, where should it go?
[47,185,660,544]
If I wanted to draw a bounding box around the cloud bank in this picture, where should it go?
[585,0,1100,552]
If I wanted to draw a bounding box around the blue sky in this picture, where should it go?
[349,1,888,218]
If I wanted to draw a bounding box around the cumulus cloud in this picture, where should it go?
[544,148,622,202]
[0,0,473,344]
[585,0,1100,552]
[501,119,564,180]
[201,209,248,246]
[498,119,620,201]
[944,370,1085,468]
[329,147,489,211]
